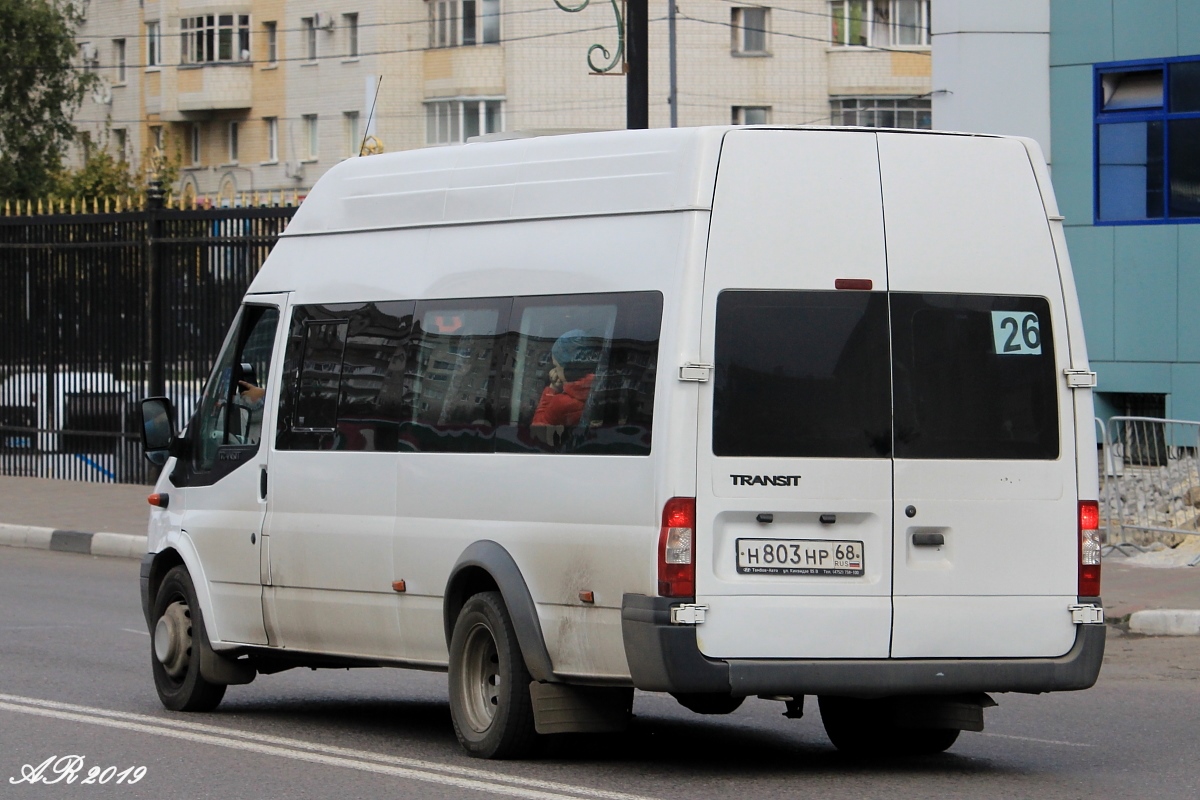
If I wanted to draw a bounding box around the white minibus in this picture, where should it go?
[139,126,1104,759]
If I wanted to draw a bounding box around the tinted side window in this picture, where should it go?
[277,301,413,451]
[497,291,662,455]
[713,291,891,458]
[401,298,510,453]
[891,293,1059,460]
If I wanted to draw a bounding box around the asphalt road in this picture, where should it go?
[3,547,1199,800]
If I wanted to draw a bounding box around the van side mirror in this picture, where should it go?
[141,397,176,466]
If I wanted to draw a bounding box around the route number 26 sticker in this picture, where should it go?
[991,311,1042,355]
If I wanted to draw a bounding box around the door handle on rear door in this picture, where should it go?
[260,467,268,499]
[912,532,945,547]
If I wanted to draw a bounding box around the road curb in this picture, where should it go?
[1128,609,1200,636]
[0,523,146,560]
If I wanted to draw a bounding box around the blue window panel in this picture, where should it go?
[1170,61,1200,111]
[1097,121,1164,220]
[1168,118,1200,216]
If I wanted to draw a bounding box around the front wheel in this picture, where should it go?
[448,591,538,759]
[818,696,959,756]
[150,566,226,712]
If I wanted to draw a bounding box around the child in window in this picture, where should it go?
[532,330,598,427]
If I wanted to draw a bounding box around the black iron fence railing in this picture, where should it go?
[0,200,297,484]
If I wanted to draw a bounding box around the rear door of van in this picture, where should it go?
[695,129,894,659]
[878,133,1078,658]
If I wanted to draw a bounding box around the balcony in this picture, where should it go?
[176,63,252,112]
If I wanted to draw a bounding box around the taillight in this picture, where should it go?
[658,497,695,597]
[1079,500,1101,596]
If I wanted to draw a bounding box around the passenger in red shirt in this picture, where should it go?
[532,330,597,427]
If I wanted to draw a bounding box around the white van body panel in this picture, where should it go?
[696,129,893,659]
[877,132,1078,657]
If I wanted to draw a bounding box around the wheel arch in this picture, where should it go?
[443,540,557,683]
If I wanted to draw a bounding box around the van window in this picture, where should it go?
[277,301,413,451]
[891,293,1059,460]
[193,305,280,470]
[497,291,662,455]
[402,299,510,453]
[294,319,348,433]
[713,291,891,458]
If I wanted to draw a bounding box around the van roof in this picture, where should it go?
[281,126,1008,238]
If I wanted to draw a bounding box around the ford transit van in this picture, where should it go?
[139,126,1104,759]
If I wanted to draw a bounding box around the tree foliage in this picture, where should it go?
[0,0,95,199]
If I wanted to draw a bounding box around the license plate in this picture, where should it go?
[736,538,865,576]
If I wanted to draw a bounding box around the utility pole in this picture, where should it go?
[626,0,649,128]
[668,0,678,127]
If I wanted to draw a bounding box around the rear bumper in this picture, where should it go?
[621,594,1105,697]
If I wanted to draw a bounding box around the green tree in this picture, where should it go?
[0,0,95,199]
[55,131,139,198]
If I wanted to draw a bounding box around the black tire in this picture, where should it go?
[818,696,960,756]
[150,566,226,712]
[671,692,745,715]
[448,591,539,759]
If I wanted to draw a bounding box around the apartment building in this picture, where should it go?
[69,0,931,197]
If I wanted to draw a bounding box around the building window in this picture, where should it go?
[832,96,931,128]
[302,17,317,61]
[1095,57,1200,223]
[150,125,163,152]
[731,7,768,55]
[344,13,359,57]
[146,22,162,67]
[265,117,278,162]
[181,15,251,63]
[112,39,126,83]
[304,114,319,160]
[265,21,277,64]
[344,111,361,156]
[228,122,239,162]
[190,124,201,165]
[429,0,499,48]
[830,0,929,47]
[426,99,503,144]
[113,129,127,161]
[732,106,770,125]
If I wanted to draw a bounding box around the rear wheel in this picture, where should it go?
[150,566,226,712]
[818,696,959,756]
[448,591,538,759]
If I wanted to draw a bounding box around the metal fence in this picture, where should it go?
[1101,416,1200,556]
[0,200,296,484]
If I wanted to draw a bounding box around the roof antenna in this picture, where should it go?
[359,76,382,156]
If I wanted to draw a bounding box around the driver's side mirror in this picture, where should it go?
[141,397,176,466]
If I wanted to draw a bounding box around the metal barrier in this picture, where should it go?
[1102,416,1200,560]
[0,202,296,483]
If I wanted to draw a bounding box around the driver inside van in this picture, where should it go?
[532,329,597,428]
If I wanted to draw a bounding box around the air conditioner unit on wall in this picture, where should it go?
[312,11,335,29]
[80,43,98,62]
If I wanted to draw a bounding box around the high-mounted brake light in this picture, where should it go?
[1079,500,1101,596]
[658,497,696,597]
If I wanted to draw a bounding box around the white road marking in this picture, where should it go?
[977,732,1094,748]
[0,693,657,800]
[120,628,150,636]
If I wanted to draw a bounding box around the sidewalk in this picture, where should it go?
[1,474,1198,627]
